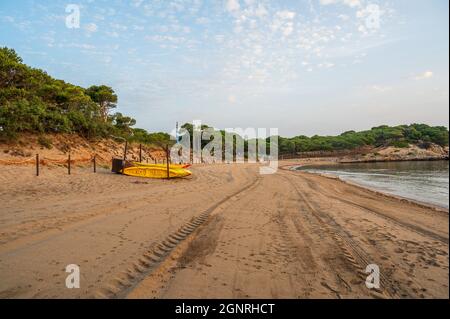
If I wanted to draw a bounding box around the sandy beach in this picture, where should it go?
[0,161,448,299]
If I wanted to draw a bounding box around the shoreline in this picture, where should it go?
[306,170,448,213]
[281,160,449,212]
[279,156,449,165]
[339,157,449,164]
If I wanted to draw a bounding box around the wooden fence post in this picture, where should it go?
[68,153,71,175]
[166,145,170,179]
[123,140,128,161]
[36,154,39,176]
[139,144,142,163]
[93,155,97,173]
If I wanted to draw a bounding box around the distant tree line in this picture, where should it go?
[278,124,449,155]
[178,123,448,158]
[0,47,170,146]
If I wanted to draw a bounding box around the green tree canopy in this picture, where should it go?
[85,85,118,122]
[0,47,171,146]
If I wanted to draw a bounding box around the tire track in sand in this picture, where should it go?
[280,172,400,299]
[92,176,261,299]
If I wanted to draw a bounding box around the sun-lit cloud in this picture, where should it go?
[319,0,361,8]
[413,71,434,80]
[368,85,393,93]
[226,0,241,13]
[228,95,237,103]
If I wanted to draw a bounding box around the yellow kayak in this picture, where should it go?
[133,162,191,169]
[123,166,192,179]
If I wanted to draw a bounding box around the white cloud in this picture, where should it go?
[146,35,187,45]
[215,35,225,43]
[2,16,15,23]
[196,17,210,25]
[131,0,144,8]
[64,43,96,50]
[413,71,434,80]
[318,62,335,69]
[228,95,237,103]
[320,0,361,8]
[41,33,56,47]
[110,23,127,31]
[226,0,241,13]
[106,31,120,38]
[255,4,268,18]
[282,23,294,37]
[101,0,398,124]
[85,23,98,33]
[271,11,296,37]
[133,25,144,31]
[369,85,393,93]
[276,10,296,20]
[344,0,361,7]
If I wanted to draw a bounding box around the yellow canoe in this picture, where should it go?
[123,166,192,179]
[133,162,192,169]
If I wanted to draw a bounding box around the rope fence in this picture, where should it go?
[0,146,165,176]
[0,154,99,176]
[0,141,177,178]
[0,157,36,165]
[0,155,93,166]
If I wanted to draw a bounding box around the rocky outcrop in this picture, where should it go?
[339,143,449,163]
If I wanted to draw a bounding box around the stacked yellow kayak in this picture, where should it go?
[133,162,191,169]
[123,163,192,179]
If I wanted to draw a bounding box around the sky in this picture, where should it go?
[0,0,448,137]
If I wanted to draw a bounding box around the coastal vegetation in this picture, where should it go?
[277,124,449,155]
[1,47,448,155]
[179,122,448,159]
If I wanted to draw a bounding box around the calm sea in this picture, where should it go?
[297,161,449,209]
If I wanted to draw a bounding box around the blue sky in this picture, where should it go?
[0,0,448,136]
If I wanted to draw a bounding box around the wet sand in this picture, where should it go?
[0,161,448,298]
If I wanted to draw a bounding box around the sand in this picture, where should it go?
[0,161,448,299]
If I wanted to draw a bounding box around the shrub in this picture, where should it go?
[390,140,410,148]
[37,136,53,149]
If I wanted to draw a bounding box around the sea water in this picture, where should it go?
[298,161,449,209]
